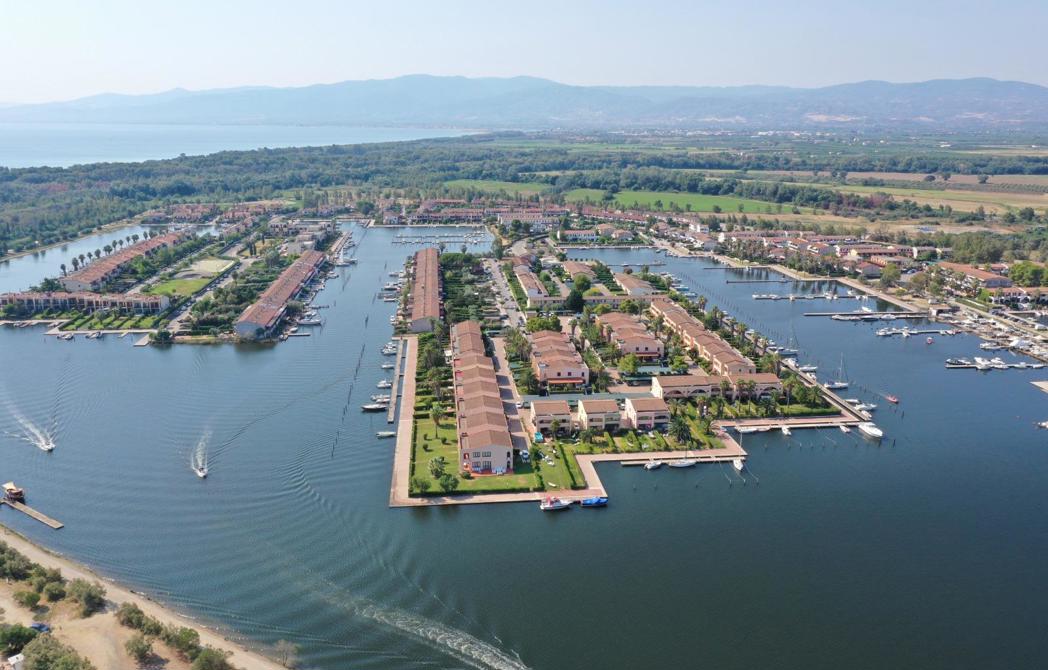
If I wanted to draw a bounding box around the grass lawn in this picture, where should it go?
[444,179,550,196]
[148,277,211,297]
[411,418,540,494]
[565,188,777,214]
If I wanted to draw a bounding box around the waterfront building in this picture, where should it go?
[577,398,621,432]
[530,330,590,389]
[0,291,170,315]
[613,272,657,297]
[623,397,670,431]
[649,298,757,375]
[58,232,188,292]
[595,312,664,360]
[529,399,572,435]
[595,223,616,238]
[650,372,782,400]
[937,262,1014,290]
[409,247,442,332]
[611,229,634,241]
[234,250,325,340]
[450,321,513,475]
[558,228,598,243]
[497,211,559,232]
[562,260,596,280]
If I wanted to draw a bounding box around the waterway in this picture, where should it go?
[0,123,473,168]
[1,234,1047,669]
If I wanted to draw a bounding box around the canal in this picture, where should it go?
[1,232,1046,669]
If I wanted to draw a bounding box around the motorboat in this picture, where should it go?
[540,496,571,511]
[858,422,884,439]
[973,357,992,371]
[1038,421,1048,430]
[926,337,934,344]
[855,402,877,411]
[780,425,792,436]
[377,379,393,389]
[797,364,818,373]
[945,358,973,368]
[371,395,391,402]
[382,348,398,356]
[886,395,899,404]
[193,465,208,479]
[839,424,851,433]
[736,425,760,434]
[2,482,25,503]
[643,460,663,470]
[579,496,609,508]
[667,458,697,468]
[823,381,849,390]
[732,458,744,472]
[361,403,387,412]
[376,431,397,438]
[381,363,395,369]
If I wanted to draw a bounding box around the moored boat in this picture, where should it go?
[2,482,26,502]
[780,425,792,436]
[643,459,663,470]
[540,496,571,511]
[858,422,884,439]
[732,458,744,472]
[839,424,851,433]
[667,458,697,468]
[579,496,608,508]
[376,431,397,438]
[361,403,387,412]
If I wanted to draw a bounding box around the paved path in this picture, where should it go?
[389,335,418,506]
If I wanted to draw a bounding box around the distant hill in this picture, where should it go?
[3,75,1048,131]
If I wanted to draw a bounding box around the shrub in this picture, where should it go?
[190,648,233,670]
[0,623,38,656]
[42,582,66,602]
[125,633,152,664]
[67,579,106,617]
[21,635,94,670]
[14,591,40,609]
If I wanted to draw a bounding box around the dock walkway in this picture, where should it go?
[0,500,63,529]
[386,338,405,423]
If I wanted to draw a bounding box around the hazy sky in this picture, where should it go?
[3,0,1047,103]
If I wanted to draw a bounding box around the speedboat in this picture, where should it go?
[886,395,899,404]
[858,422,884,439]
[667,458,697,468]
[780,425,792,436]
[839,424,851,434]
[194,465,208,479]
[361,403,387,412]
[371,394,391,402]
[377,379,393,389]
[855,402,877,411]
[643,460,663,470]
[579,496,609,508]
[540,496,571,511]
[732,458,744,472]
[376,431,397,438]
[1038,421,1048,430]
[926,337,934,344]
[3,482,26,503]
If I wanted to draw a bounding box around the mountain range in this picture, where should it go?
[3,75,1047,131]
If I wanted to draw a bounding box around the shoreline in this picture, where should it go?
[0,219,139,264]
[0,523,285,670]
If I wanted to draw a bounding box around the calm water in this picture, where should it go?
[0,123,472,168]
[2,236,1047,669]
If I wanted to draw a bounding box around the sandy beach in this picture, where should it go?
[0,523,285,670]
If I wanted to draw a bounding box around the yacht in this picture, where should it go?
[736,425,760,434]
[377,379,393,389]
[855,402,877,412]
[540,496,571,511]
[973,357,993,371]
[797,364,818,373]
[945,358,973,368]
[858,422,884,439]
[839,424,851,434]
[643,460,663,470]
[376,431,397,438]
[381,363,396,369]
[732,458,744,472]
[667,458,697,468]
[780,425,792,436]
[362,403,387,412]
[371,394,391,402]
[579,496,609,508]
[824,381,849,390]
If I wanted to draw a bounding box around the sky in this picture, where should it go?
[3,0,1048,104]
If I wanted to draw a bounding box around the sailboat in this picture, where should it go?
[643,459,663,470]
[668,449,697,468]
[823,353,849,390]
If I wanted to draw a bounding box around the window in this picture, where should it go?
[482,451,491,457]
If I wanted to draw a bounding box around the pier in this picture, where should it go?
[0,500,64,529]
[386,338,405,423]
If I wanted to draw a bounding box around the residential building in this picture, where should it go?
[558,228,598,243]
[937,262,1014,290]
[595,312,664,360]
[530,399,572,435]
[530,330,590,388]
[649,298,757,375]
[450,321,514,475]
[562,260,596,280]
[577,399,621,432]
[0,291,170,315]
[614,272,657,297]
[409,247,441,332]
[513,264,548,303]
[234,250,325,340]
[611,229,635,241]
[623,397,670,431]
[59,232,187,292]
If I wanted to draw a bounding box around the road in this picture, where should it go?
[484,257,526,328]
[490,336,531,449]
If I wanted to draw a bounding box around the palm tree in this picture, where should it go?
[60,263,67,276]
[669,413,691,447]
[429,402,444,428]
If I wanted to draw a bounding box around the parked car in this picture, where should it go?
[30,622,51,633]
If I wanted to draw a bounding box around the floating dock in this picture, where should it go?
[386,338,405,423]
[0,500,64,529]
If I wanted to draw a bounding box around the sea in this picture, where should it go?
[0,123,472,168]
[1,226,1047,669]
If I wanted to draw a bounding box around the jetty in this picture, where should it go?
[386,338,405,423]
[0,500,64,529]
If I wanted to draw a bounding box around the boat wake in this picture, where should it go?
[4,406,56,452]
[190,430,210,477]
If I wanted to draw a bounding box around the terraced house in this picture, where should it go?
[530,330,590,389]
[595,312,664,360]
[234,250,325,340]
[409,247,441,332]
[58,231,189,292]
[450,321,513,475]
[649,298,756,375]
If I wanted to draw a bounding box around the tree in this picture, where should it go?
[59,263,67,276]
[125,633,152,665]
[0,624,38,656]
[14,591,40,609]
[669,413,692,447]
[428,456,447,480]
[274,639,300,668]
[190,648,234,670]
[411,476,431,494]
[550,418,561,436]
[429,402,444,428]
[619,353,640,376]
[438,473,460,493]
[879,263,901,288]
[67,579,106,617]
[42,581,65,602]
[518,366,539,394]
[564,288,585,312]
[573,274,592,292]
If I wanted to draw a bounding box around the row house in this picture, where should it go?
[558,228,599,243]
[0,291,170,315]
[529,399,573,435]
[623,397,670,431]
[649,298,757,375]
[594,312,664,360]
[650,373,782,400]
[530,330,590,389]
[451,321,514,475]
[409,247,442,333]
[614,272,658,297]
[562,260,596,280]
[577,399,622,432]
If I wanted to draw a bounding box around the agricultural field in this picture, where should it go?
[443,179,550,195]
[831,183,1048,213]
[565,188,781,213]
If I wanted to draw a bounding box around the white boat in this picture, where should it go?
[1038,421,1048,430]
[540,496,571,511]
[377,379,393,389]
[643,460,663,470]
[376,431,397,438]
[839,425,851,434]
[667,458,697,468]
[797,364,818,373]
[855,402,877,411]
[736,426,760,434]
[194,465,208,479]
[362,403,387,412]
[381,363,395,369]
[732,458,744,472]
[823,381,849,390]
[371,395,391,402]
[780,425,792,436]
[382,348,398,356]
[858,422,884,439]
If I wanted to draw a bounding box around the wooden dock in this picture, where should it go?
[0,500,64,529]
[386,338,405,423]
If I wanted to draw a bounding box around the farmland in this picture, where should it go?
[564,188,782,213]
[443,179,549,196]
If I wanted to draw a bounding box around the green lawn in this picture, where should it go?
[147,277,211,297]
[444,179,550,196]
[565,188,777,213]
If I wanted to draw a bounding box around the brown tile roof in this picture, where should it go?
[579,399,619,413]
[63,232,186,285]
[627,397,669,412]
[236,250,325,331]
[411,247,441,324]
[530,399,571,415]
